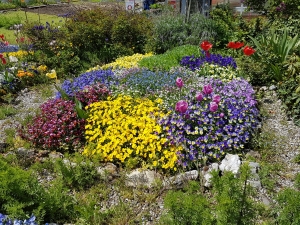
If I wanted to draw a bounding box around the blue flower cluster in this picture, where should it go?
[180,54,237,71]
[56,69,118,98]
[0,45,19,53]
[159,78,259,168]
[0,214,37,225]
[122,69,191,95]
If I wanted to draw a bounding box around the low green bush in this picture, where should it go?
[0,3,17,10]
[160,164,263,225]
[138,44,199,71]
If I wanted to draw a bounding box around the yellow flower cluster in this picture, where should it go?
[17,70,34,78]
[198,63,240,82]
[37,65,47,73]
[7,50,33,59]
[83,95,180,170]
[87,53,153,72]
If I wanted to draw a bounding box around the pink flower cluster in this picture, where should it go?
[175,78,222,114]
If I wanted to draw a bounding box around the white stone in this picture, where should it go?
[163,170,198,188]
[219,154,241,174]
[202,163,219,187]
[126,169,161,188]
[96,163,117,177]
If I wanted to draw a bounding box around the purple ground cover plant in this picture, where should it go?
[19,99,85,151]
[180,53,237,71]
[56,69,118,99]
[75,82,111,106]
[159,77,259,169]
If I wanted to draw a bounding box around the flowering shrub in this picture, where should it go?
[195,63,241,82]
[75,82,111,106]
[159,78,259,168]
[19,98,85,151]
[0,214,37,225]
[56,69,118,98]
[84,95,181,170]
[180,54,237,71]
[99,53,153,70]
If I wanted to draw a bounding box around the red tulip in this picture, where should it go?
[227,41,244,49]
[0,53,3,59]
[1,57,6,65]
[243,46,255,56]
[176,77,183,89]
[175,100,188,114]
[0,34,4,41]
[200,41,213,51]
[235,42,244,49]
[227,41,236,48]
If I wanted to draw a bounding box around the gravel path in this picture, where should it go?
[258,87,300,192]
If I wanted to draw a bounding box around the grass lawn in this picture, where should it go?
[0,10,63,44]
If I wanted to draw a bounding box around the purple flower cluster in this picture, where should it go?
[180,54,237,71]
[159,78,259,168]
[19,99,85,151]
[276,2,286,12]
[56,69,118,98]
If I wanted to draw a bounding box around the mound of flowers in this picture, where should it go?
[159,77,259,168]
[56,69,118,99]
[180,53,237,71]
[19,98,86,151]
[83,95,181,170]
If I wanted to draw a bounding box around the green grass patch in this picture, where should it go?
[138,44,200,71]
[0,105,17,120]
[0,10,63,44]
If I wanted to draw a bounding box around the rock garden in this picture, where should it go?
[0,0,300,224]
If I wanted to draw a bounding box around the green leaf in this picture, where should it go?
[54,84,70,100]
[74,98,88,119]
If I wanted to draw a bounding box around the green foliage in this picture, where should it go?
[0,14,21,29]
[211,164,259,225]
[0,156,44,220]
[0,105,17,120]
[53,154,100,191]
[0,3,17,10]
[161,164,262,225]
[275,188,300,225]
[277,77,300,126]
[65,7,152,66]
[138,44,199,71]
[146,12,188,54]
[245,28,299,85]
[160,181,214,225]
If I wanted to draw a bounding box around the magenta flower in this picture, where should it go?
[203,84,213,95]
[175,100,188,114]
[213,95,221,104]
[209,102,218,112]
[219,112,224,118]
[176,77,183,89]
[196,92,203,101]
